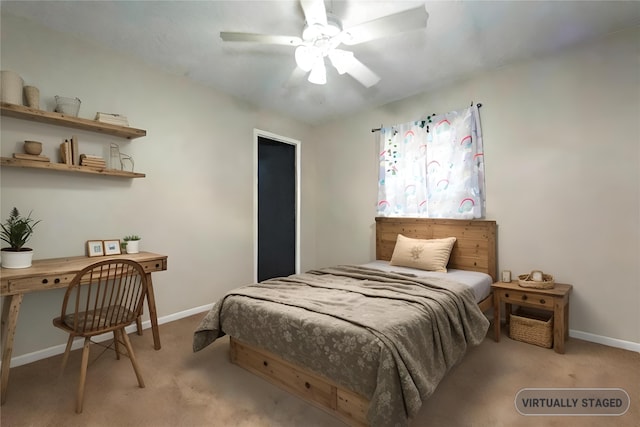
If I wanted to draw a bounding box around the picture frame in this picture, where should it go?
[87,240,104,257]
[501,270,512,283]
[103,239,122,256]
[531,270,544,282]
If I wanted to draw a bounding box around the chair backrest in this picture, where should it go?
[60,259,148,336]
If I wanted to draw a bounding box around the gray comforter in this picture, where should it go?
[193,265,489,427]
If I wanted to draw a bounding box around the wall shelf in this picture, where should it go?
[1,102,147,179]
[0,102,146,140]
[0,157,145,178]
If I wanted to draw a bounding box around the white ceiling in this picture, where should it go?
[3,1,639,125]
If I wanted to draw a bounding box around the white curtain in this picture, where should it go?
[377,105,485,219]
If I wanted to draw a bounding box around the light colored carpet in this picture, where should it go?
[1,314,638,427]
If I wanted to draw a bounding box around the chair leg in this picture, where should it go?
[113,330,121,360]
[76,337,91,414]
[120,328,145,388]
[60,334,74,374]
[136,315,143,336]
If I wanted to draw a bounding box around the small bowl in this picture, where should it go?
[24,140,42,155]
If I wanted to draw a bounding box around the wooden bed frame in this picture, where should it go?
[230,217,497,427]
[375,217,497,312]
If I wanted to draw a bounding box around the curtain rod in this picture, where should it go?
[371,102,483,132]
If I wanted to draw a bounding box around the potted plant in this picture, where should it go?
[123,235,141,254]
[1,207,41,269]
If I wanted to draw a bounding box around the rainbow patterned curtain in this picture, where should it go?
[377,105,485,219]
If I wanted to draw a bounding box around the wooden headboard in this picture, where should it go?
[375,217,497,281]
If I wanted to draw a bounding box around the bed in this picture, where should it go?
[193,217,497,427]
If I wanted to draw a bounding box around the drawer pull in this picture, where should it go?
[540,299,546,304]
[305,382,311,389]
[522,295,528,301]
[505,293,509,298]
[263,360,268,367]
[54,278,60,284]
[42,278,48,284]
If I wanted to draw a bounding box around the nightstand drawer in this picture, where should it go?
[499,289,554,309]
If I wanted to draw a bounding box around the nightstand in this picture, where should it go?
[492,281,572,354]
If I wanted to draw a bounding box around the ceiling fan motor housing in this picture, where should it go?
[302,14,342,41]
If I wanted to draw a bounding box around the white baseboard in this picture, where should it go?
[569,329,640,353]
[7,306,638,368]
[155,303,214,325]
[7,303,214,369]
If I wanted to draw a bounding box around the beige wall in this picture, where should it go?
[0,14,317,359]
[2,13,638,363]
[312,27,640,346]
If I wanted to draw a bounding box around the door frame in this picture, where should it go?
[253,129,301,282]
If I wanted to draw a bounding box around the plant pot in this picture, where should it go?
[125,240,140,254]
[1,248,34,269]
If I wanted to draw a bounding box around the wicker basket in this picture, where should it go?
[509,309,553,348]
[518,272,555,289]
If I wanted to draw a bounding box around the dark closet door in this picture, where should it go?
[257,136,296,281]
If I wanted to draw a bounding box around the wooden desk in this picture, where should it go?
[0,251,167,404]
[492,281,572,354]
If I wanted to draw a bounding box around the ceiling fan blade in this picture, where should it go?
[220,32,302,46]
[283,66,308,90]
[340,5,428,46]
[345,56,380,88]
[300,0,327,26]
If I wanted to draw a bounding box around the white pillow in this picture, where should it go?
[389,235,456,272]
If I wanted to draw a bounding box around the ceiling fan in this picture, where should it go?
[220,0,429,88]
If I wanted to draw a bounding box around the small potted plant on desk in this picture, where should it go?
[1,207,41,269]
[123,235,141,254]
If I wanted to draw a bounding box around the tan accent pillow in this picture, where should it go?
[389,235,456,272]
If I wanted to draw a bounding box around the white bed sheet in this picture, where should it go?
[359,260,492,303]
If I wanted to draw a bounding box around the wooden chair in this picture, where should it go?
[53,259,148,413]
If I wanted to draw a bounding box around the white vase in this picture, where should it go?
[0,70,24,105]
[126,240,140,254]
[1,249,34,269]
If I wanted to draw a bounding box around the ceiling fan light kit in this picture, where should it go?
[308,60,327,85]
[294,46,318,72]
[220,0,428,87]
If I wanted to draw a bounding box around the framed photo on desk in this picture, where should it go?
[103,239,121,255]
[87,240,104,257]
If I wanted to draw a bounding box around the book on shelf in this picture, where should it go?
[82,163,107,170]
[71,135,79,166]
[95,112,129,127]
[80,154,104,161]
[59,141,66,164]
[59,140,72,165]
[80,154,106,168]
[80,157,106,163]
[80,160,106,165]
[13,153,50,162]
